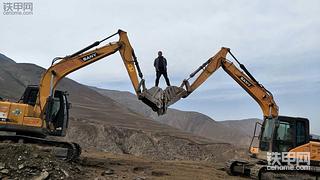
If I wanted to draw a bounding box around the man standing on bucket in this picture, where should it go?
[154,51,171,87]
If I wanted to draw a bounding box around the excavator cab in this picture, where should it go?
[21,86,70,137]
[251,116,310,159]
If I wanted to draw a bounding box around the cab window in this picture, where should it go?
[276,122,292,141]
[296,121,307,145]
[274,121,294,152]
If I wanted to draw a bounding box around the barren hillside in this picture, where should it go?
[93,88,260,146]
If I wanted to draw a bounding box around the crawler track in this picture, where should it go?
[226,159,320,180]
[0,135,81,161]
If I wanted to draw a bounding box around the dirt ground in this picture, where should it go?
[78,150,247,180]
[0,144,247,180]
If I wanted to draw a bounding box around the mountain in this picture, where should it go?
[220,118,262,137]
[0,53,15,63]
[92,88,260,146]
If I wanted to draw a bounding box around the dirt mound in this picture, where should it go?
[0,144,85,180]
[66,124,238,163]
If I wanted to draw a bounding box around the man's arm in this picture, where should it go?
[154,58,159,71]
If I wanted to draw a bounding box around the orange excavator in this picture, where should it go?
[171,47,320,179]
[0,30,163,160]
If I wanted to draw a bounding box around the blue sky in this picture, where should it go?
[1,0,319,134]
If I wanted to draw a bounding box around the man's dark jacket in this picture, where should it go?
[154,57,167,72]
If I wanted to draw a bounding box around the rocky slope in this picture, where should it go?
[0,144,85,179]
[92,88,260,146]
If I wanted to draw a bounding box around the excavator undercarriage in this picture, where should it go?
[226,158,320,179]
[0,134,81,161]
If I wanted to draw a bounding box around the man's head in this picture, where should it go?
[158,51,162,57]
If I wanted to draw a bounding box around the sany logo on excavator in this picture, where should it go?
[239,76,253,87]
[82,52,97,62]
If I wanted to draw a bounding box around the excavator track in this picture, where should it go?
[259,171,319,180]
[226,158,320,179]
[0,135,81,161]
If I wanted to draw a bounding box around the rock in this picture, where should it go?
[94,177,106,180]
[61,169,69,178]
[151,171,169,176]
[33,171,49,180]
[101,168,114,176]
[134,176,146,180]
[18,164,25,170]
[33,153,39,158]
[8,164,17,170]
[75,166,82,171]
[0,169,9,174]
[0,163,5,170]
[18,155,23,161]
[0,144,82,179]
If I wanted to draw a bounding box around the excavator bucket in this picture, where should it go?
[163,86,187,107]
[138,87,164,114]
[138,86,187,115]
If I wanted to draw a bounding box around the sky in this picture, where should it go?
[1,0,319,134]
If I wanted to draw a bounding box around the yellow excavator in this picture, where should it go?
[172,47,320,179]
[0,29,163,160]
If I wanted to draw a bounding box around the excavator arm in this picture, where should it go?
[35,30,146,119]
[179,47,279,119]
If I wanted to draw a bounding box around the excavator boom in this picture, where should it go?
[36,30,143,116]
[179,47,278,119]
